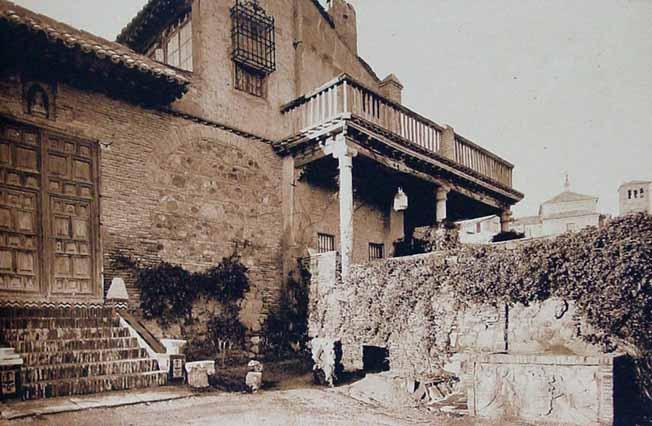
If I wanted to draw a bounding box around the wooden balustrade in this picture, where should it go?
[282,74,514,188]
[454,136,513,187]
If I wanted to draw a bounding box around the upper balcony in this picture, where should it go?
[277,74,523,209]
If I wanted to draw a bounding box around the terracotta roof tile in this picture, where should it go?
[0,0,189,87]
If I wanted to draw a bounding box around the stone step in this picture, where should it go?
[21,370,168,400]
[2,326,131,342]
[0,306,115,319]
[22,348,149,366]
[12,337,139,353]
[0,317,120,330]
[22,359,160,383]
[1,327,130,342]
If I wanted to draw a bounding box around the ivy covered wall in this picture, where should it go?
[309,213,652,402]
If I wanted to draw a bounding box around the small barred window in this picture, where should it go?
[369,243,384,261]
[235,63,266,97]
[318,233,335,254]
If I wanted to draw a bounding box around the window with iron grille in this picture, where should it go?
[230,0,276,75]
[318,233,335,254]
[369,243,384,261]
[235,63,266,97]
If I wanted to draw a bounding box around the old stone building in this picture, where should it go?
[619,180,652,216]
[0,0,522,398]
[511,177,605,238]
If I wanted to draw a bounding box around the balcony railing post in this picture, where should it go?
[441,125,455,160]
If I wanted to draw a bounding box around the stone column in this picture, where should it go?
[324,134,357,279]
[281,156,296,278]
[500,210,512,233]
[435,187,450,224]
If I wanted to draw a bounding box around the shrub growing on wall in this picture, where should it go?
[137,254,251,362]
[138,262,193,323]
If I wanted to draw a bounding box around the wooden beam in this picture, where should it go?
[346,120,520,204]
[346,136,509,211]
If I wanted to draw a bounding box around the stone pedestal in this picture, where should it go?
[311,338,343,387]
[0,347,23,400]
[185,361,215,389]
[246,372,263,392]
[161,339,187,355]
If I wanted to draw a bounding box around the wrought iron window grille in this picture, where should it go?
[230,0,276,76]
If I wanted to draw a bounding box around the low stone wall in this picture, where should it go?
[308,252,603,377]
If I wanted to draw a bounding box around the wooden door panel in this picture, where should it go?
[49,197,94,296]
[46,134,98,299]
[0,123,41,296]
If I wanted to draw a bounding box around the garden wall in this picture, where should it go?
[308,252,603,376]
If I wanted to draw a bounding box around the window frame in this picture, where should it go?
[148,14,193,72]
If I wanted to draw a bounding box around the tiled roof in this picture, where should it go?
[116,0,190,53]
[542,191,597,205]
[0,1,189,87]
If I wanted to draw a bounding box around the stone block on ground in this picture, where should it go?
[248,360,263,373]
[468,353,620,425]
[311,338,343,387]
[184,361,215,389]
[245,372,263,392]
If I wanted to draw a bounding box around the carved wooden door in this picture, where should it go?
[0,125,41,296]
[0,119,101,303]
[45,134,99,299]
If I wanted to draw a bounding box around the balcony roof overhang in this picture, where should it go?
[274,114,524,211]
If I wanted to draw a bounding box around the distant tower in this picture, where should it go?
[564,172,571,192]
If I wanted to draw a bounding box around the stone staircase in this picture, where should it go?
[0,306,167,400]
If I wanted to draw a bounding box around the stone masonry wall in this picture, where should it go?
[0,75,285,333]
[308,252,605,376]
[294,179,395,264]
[178,0,381,142]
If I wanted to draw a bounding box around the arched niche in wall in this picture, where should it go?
[22,80,56,120]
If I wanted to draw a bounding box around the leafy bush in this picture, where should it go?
[137,255,250,324]
[138,262,193,322]
[203,254,250,304]
[263,261,311,359]
[207,304,248,366]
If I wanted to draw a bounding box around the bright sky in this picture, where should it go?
[13,0,652,217]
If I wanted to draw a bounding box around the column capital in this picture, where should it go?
[322,134,358,161]
[435,186,450,201]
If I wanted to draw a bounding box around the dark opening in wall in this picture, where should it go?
[362,345,390,372]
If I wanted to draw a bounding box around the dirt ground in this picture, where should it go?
[5,387,517,426]
[2,361,525,426]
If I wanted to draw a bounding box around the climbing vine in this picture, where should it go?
[313,213,652,409]
[137,254,250,324]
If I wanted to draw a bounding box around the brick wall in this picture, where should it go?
[0,75,284,331]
